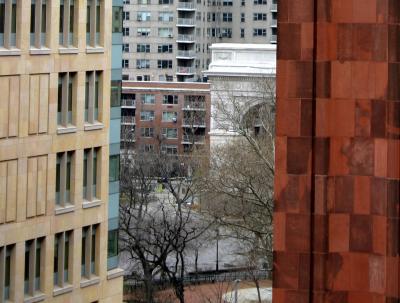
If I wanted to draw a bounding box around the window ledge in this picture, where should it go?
[80,276,100,288]
[82,199,102,209]
[59,47,79,54]
[84,122,104,131]
[24,293,46,303]
[86,46,104,54]
[0,48,21,56]
[55,204,75,215]
[29,47,51,55]
[57,125,77,134]
[107,268,124,280]
[53,284,73,297]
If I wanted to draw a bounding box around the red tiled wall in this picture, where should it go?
[274,0,400,302]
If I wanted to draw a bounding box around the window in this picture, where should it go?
[56,151,74,207]
[159,0,173,3]
[138,0,149,3]
[240,28,244,38]
[222,0,232,5]
[253,13,266,20]
[86,0,102,46]
[137,75,150,81]
[141,127,154,137]
[141,94,155,104]
[157,60,172,69]
[24,238,45,296]
[123,43,129,52]
[140,111,154,121]
[59,0,75,47]
[122,59,128,68]
[158,44,172,53]
[111,80,121,107]
[158,11,173,22]
[241,0,245,5]
[253,28,266,36]
[81,224,99,279]
[240,13,245,22]
[0,0,17,48]
[0,245,14,301]
[162,128,177,139]
[54,231,72,288]
[158,27,173,37]
[137,11,151,21]
[222,13,232,22]
[112,6,122,33]
[85,71,102,124]
[254,0,266,3]
[166,75,173,81]
[137,27,150,36]
[140,144,154,152]
[137,43,150,52]
[109,155,120,182]
[122,27,129,36]
[136,59,150,69]
[122,11,129,20]
[57,72,76,127]
[163,95,178,104]
[30,0,48,48]
[107,229,118,267]
[83,147,100,201]
[161,144,177,155]
[162,111,177,122]
[221,28,232,37]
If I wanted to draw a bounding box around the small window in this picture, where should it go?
[30,0,48,48]
[141,94,155,104]
[86,0,102,46]
[162,128,177,139]
[162,111,177,122]
[162,95,178,104]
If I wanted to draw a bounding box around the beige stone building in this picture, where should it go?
[0,0,124,301]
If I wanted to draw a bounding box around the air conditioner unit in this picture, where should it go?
[168,34,173,38]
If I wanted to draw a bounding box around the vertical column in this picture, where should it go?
[0,247,5,302]
[4,0,11,48]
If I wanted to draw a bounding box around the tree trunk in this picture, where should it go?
[143,269,154,303]
[254,279,262,303]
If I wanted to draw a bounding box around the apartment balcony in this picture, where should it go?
[176,34,195,43]
[270,3,277,12]
[177,2,196,11]
[121,99,136,108]
[176,66,195,75]
[270,19,277,27]
[182,135,206,144]
[182,119,206,127]
[176,18,195,27]
[270,34,277,44]
[121,116,136,125]
[183,101,206,110]
[176,50,196,59]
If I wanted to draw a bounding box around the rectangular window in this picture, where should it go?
[136,59,150,69]
[122,11,129,20]
[0,245,14,301]
[140,144,154,152]
[56,151,74,207]
[159,0,172,3]
[137,43,150,52]
[86,0,101,46]
[222,13,232,22]
[254,0,266,3]
[122,59,128,68]
[140,127,154,138]
[240,28,244,38]
[137,27,150,36]
[158,27,173,37]
[137,11,151,21]
[140,111,154,121]
[122,43,129,52]
[83,147,100,201]
[253,28,266,36]
[59,0,75,46]
[141,94,155,104]
[162,128,177,139]
[57,72,76,127]
[161,144,177,155]
[158,44,172,53]
[253,13,266,20]
[54,231,72,288]
[158,11,173,22]
[157,60,172,69]
[112,6,122,33]
[222,0,232,5]
[85,71,102,124]
[162,95,178,104]
[240,13,245,22]
[107,229,118,260]
[0,0,17,48]
[162,111,177,122]
[109,155,120,182]
[24,238,45,296]
[81,224,99,279]
[110,80,121,107]
[122,27,129,36]
[30,0,48,48]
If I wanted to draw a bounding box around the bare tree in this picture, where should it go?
[119,149,211,303]
[202,77,275,271]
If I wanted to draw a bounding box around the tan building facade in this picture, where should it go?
[0,0,123,302]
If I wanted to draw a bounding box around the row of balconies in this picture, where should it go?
[122,116,206,127]
[121,135,206,144]
[177,2,196,10]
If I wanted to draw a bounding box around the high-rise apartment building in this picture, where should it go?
[122,0,277,82]
[0,0,123,301]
